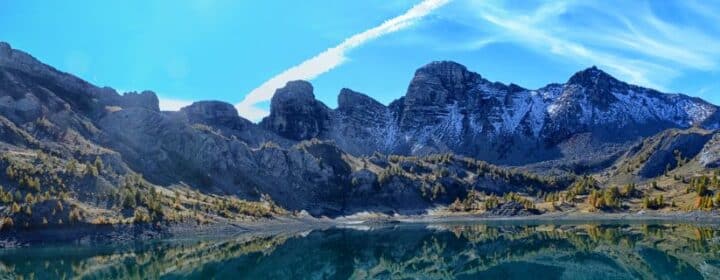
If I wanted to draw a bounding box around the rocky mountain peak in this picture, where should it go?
[0,41,45,71]
[273,80,315,102]
[507,83,527,94]
[567,66,620,88]
[406,61,483,100]
[0,42,11,58]
[409,61,480,93]
[337,88,384,111]
[261,80,330,141]
[0,41,106,113]
[117,90,160,112]
[415,60,470,75]
[181,100,246,125]
[399,61,483,129]
[564,66,622,109]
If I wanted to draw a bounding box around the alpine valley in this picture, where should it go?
[1,41,720,233]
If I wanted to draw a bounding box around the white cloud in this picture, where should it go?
[236,0,451,122]
[448,37,499,51]
[578,5,720,71]
[158,97,193,111]
[462,0,720,91]
[686,0,720,24]
[235,102,271,122]
[466,0,678,89]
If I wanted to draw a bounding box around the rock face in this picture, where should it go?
[261,81,331,141]
[179,101,291,148]
[565,66,620,109]
[181,101,249,129]
[400,61,483,129]
[698,133,720,168]
[115,91,160,112]
[330,88,400,155]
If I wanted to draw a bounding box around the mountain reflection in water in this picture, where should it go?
[0,222,719,279]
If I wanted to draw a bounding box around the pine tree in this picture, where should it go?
[65,159,78,175]
[11,202,20,213]
[94,156,104,173]
[24,193,34,204]
[696,182,709,196]
[5,166,15,179]
[621,183,636,197]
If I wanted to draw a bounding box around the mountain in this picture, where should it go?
[262,61,720,168]
[1,41,720,229]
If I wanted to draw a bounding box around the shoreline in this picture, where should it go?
[1,210,719,247]
[330,209,720,227]
[385,211,720,225]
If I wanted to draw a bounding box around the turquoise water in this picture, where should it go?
[1,222,719,279]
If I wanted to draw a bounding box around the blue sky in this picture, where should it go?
[1,0,720,121]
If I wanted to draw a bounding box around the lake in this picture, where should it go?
[0,222,719,279]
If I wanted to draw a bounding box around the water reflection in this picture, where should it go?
[1,222,719,279]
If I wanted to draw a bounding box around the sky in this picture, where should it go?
[1,0,720,121]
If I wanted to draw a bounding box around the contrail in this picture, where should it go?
[236,0,451,121]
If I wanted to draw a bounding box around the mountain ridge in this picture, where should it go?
[2,41,720,228]
[257,60,719,167]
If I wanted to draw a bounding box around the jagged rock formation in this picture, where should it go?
[181,101,245,127]
[178,101,288,147]
[261,81,331,141]
[330,88,399,155]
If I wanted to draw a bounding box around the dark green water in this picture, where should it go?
[1,222,720,279]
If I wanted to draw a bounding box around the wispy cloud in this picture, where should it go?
[457,0,720,92]
[581,3,720,71]
[686,0,720,24]
[445,37,499,51]
[236,0,451,121]
[466,0,677,89]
